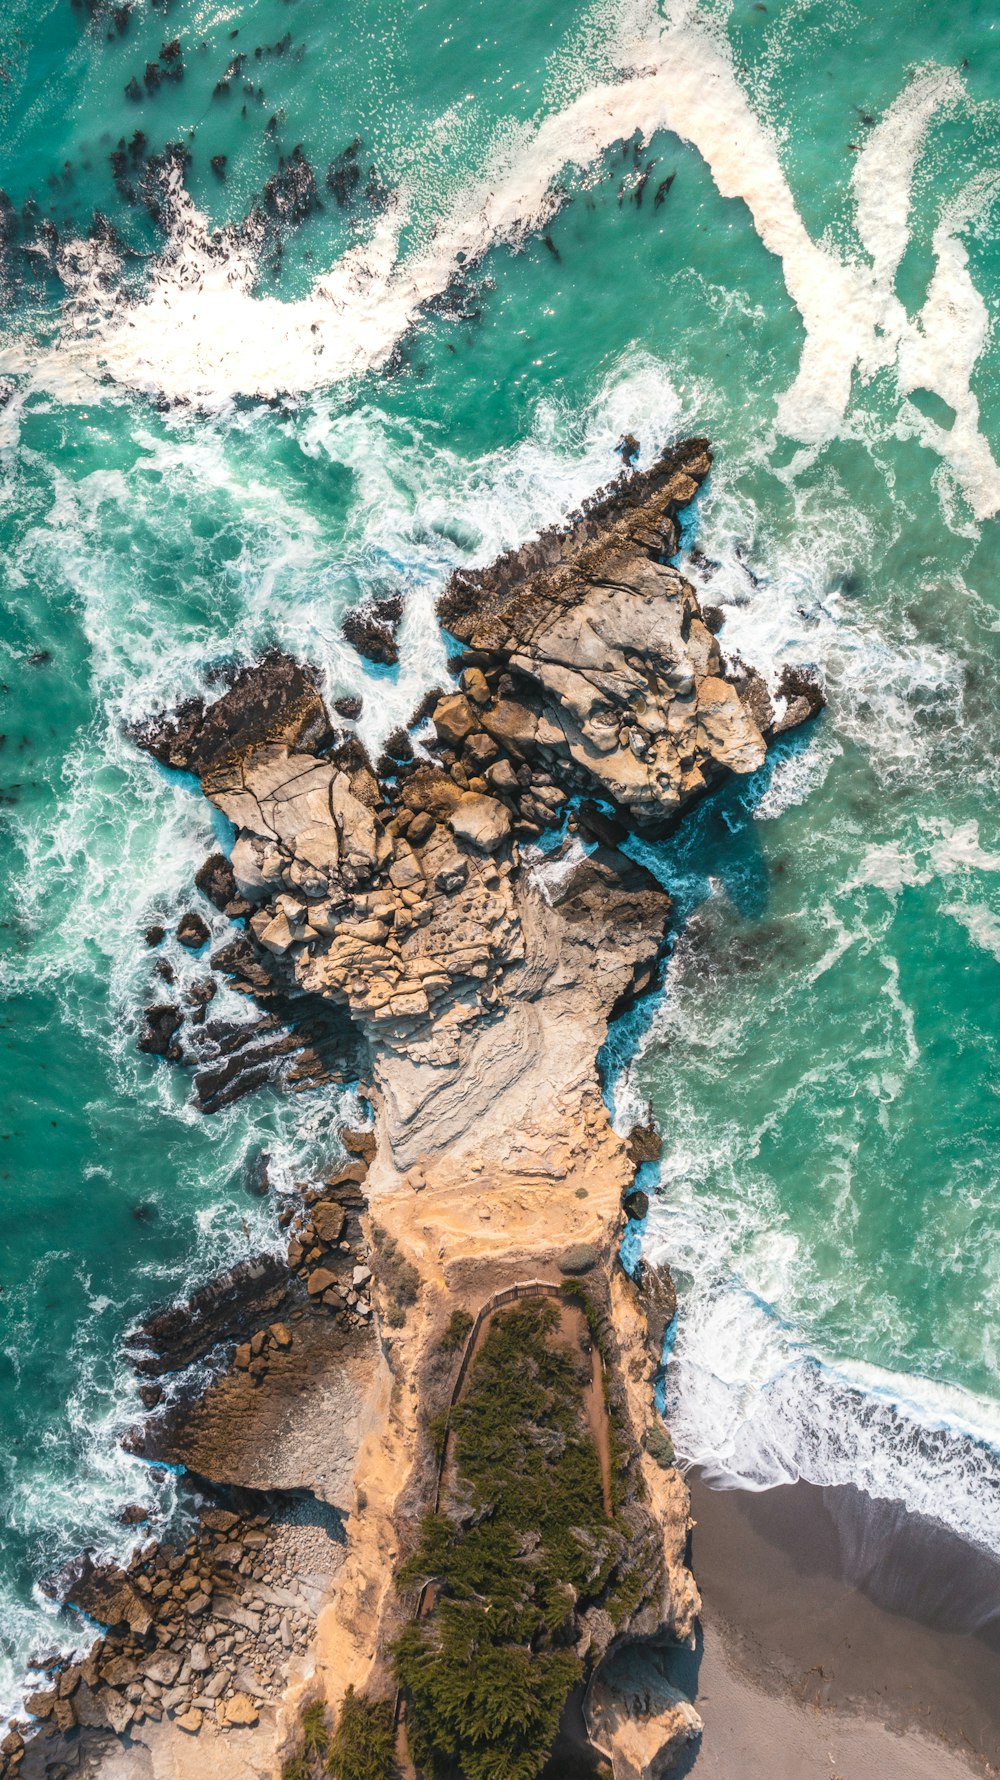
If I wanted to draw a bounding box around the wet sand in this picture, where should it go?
[667,1472,1000,1778]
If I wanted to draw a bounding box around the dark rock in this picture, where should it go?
[137,1003,182,1057]
[195,852,237,911]
[116,1504,149,1526]
[244,1150,270,1197]
[628,1123,662,1165]
[558,1243,599,1275]
[772,661,825,734]
[177,911,210,950]
[123,1253,297,1376]
[342,594,404,666]
[144,924,166,946]
[334,694,363,721]
[45,1553,153,1636]
[622,1188,649,1222]
[129,650,331,780]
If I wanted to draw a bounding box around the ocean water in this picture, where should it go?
[0,0,998,1720]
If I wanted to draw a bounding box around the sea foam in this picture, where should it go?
[1,7,996,516]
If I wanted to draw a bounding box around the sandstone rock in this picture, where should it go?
[220,1690,259,1727]
[585,1644,702,1780]
[142,1651,182,1687]
[269,1320,293,1348]
[306,1266,338,1296]
[23,1689,56,1720]
[448,792,511,853]
[311,1203,346,1245]
[176,1706,204,1732]
[433,692,477,747]
[200,1508,240,1534]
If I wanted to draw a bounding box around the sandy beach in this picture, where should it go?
[670,1473,1000,1778]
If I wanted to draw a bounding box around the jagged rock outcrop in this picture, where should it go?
[585,1642,703,1779]
[3,441,825,1779]
[438,439,820,828]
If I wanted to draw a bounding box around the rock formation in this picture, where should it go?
[6,441,822,1779]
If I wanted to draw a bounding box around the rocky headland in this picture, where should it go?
[4,440,821,1780]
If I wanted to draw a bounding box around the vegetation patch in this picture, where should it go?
[644,1419,675,1469]
[440,1307,474,1352]
[393,1300,631,1780]
[371,1224,421,1328]
[327,1685,396,1780]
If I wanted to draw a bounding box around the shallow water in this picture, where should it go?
[0,0,998,1720]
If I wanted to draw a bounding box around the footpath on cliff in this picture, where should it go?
[2,440,822,1780]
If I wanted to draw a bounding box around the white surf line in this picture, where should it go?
[1,11,997,516]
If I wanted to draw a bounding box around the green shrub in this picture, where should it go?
[327,1686,396,1780]
[644,1419,675,1469]
[372,1225,420,1326]
[282,1757,311,1780]
[302,1699,330,1759]
[393,1300,622,1779]
[426,1408,450,1461]
[439,1307,474,1353]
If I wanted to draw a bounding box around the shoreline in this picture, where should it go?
[675,1471,1000,1777]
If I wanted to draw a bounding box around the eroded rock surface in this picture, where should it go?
[586,1642,703,1780]
[6,444,824,1779]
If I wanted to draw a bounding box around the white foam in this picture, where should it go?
[0,10,995,516]
[941,901,1000,963]
[648,1197,1000,1554]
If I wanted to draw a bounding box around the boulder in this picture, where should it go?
[138,1003,182,1057]
[177,910,210,949]
[142,1650,182,1687]
[448,792,511,853]
[312,1203,346,1245]
[585,1644,702,1780]
[129,650,331,779]
[195,851,237,911]
[342,595,403,665]
[559,1243,599,1275]
[220,1691,259,1727]
[433,693,478,747]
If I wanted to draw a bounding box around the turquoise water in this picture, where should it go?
[1,0,999,1715]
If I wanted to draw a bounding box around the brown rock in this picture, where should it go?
[460,666,491,705]
[312,1203,346,1245]
[448,792,511,854]
[433,692,478,746]
[306,1266,338,1296]
[269,1321,293,1348]
[220,1691,259,1727]
[24,1688,57,1720]
[177,910,210,949]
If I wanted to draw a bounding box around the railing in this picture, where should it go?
[445,1279,564,1417]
